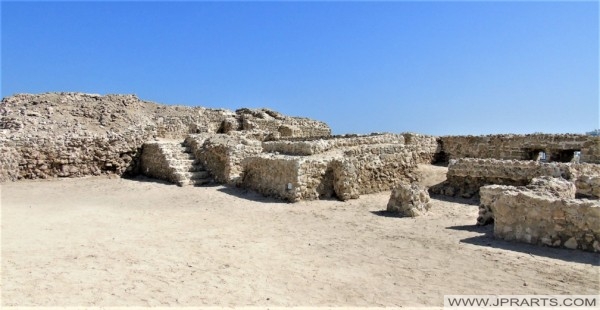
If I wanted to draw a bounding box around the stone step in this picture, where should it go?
[167,159,200,166]
[178,178,212,187]
[163,146,191,153]
[169,152,196,160]
[174,170,211,180]
[171,164,206,172]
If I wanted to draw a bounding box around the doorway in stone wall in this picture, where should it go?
[551,150,580,163]
[528,149,547,162]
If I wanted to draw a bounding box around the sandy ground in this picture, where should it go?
[1,167,599,307]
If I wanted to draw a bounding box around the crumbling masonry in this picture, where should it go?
[1,93,599,252]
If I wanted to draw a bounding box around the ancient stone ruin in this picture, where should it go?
[1,92,599,252]
[386,183,432,217]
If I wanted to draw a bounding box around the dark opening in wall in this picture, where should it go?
[550,150,580,163]
[433,151,449,166]
[528,149,546,162]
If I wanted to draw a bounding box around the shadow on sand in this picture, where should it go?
[124,175,175,186]
[216,186,285,204]
[430,193,480,206]
[447,224,600,266]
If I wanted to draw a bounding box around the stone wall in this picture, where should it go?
[485,186,600,252]
[241,144,421,202]
[0,92,331,182]
[440,134,599,164]
[262,133,407,156]
[261,133,438,163]
[431,158,600,199]
[240,155,302,201]
[185,133,263,185]
[341,145,419,196]
[0,132,143,181]
[140,142,179,184]
[478,177,576,225]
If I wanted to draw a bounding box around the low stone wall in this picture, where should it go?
[487,187,600,252]
[340,145,419,197]
[569,164,600,198]
[241,144,420,202]
[478,177,576,225]
[0,132,144,181]
[262,133,407,156]
[261,133,439,163]
[241,155,303,201]
[186,133,263,185]
[440,134,599,164]
[140,142,179,184]
[431,158,600,198]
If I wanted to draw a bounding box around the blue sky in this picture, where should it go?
[1,1,598,135]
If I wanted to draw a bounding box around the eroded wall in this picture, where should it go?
[489,188,600,252]
[440,134,599,164]
[0,93,331,182]
[240,144,421,202]
[186,133,263,185]
[431,158,600,198]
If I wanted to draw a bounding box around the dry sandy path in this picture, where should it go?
[1,175,598,307]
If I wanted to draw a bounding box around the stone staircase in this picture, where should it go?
[165,142,212,186]
[156,141,212,186]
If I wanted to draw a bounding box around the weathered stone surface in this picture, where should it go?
[387,183,431,217]
[186,133,263,185]
[261,132,438,164]
[431,158,600,199]
[140,140,211,186]
[0,92,330,182]
[241,154,303,202]
[489,188,600,252]
[330,158,360,201]
[478,177,576,226]
[526,176,576,198]
[440,134,599,164]
[241,142,421,202]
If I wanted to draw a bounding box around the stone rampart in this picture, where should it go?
[440,134,599,164]
[431,158,600,199]
[0,92,331,182]
[487,187,600,252]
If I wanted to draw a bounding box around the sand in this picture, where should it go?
[1,167,599,307]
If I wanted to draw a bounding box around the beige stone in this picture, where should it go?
[387,183,431,217]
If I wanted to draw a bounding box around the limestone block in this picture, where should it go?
[490,190,600,252]
[526,176,576,198]
[331,158,360,201]
[387,183,431,217]
[478,185,513,225]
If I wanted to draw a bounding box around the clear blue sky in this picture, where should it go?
[1,1,598,135]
